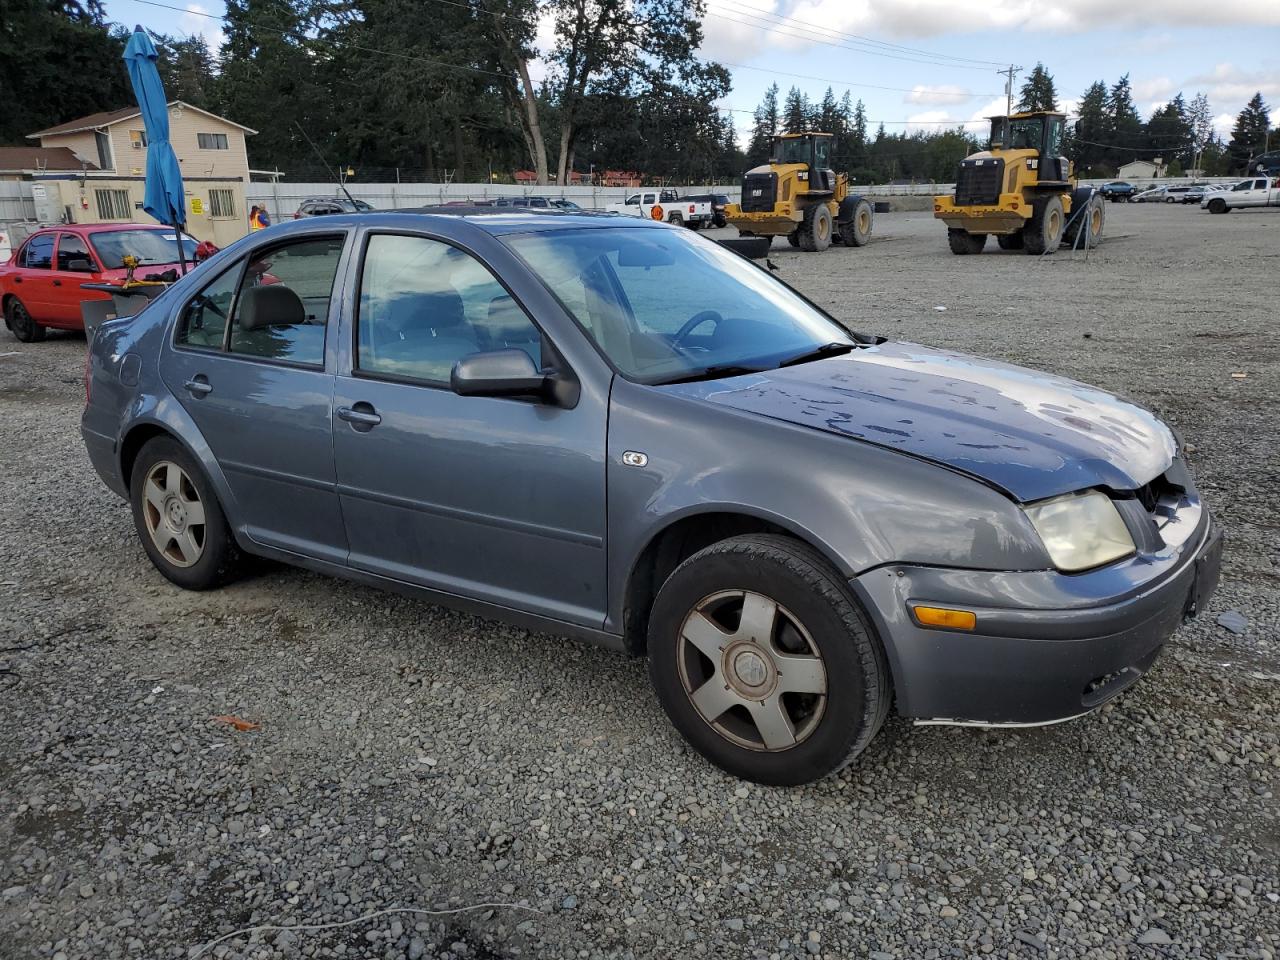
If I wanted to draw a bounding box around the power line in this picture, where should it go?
[713,0,1004,67]
[706,2,1002,71]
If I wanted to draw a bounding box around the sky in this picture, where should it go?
[102,0,1280,145]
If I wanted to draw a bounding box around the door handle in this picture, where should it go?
[184,376,213,397]
[337,404,381,428]
[52,279,62,286]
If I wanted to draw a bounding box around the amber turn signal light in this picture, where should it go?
[912,605,977,631]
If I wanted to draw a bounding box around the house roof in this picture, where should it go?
[28,100,258,138]
[0,146,98,172]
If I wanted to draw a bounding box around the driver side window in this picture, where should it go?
[175,263,238,350]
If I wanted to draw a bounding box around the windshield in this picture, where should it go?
[773,138,810,164]
[89,229,199,268]
[504,227,854,384]
[991,117,1044,150]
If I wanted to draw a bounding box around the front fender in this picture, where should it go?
[605,379,1050,631]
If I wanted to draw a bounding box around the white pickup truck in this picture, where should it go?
[604,190,715,229]
[1202,176,1280,213]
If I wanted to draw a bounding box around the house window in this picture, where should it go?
[95,189,132,220]
[95,130,113,170]
[197,132,229,150]
[130,129,148,149]
[208,189,236,218]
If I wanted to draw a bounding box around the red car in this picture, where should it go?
[1,224,198,342]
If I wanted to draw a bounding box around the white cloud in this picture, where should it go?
[1132,77,1175,102]
[177,3,224,60]
[905,84,974,106]
[524,9,559,88]
[1212,112,1236,138]
[1186,63,1280,110]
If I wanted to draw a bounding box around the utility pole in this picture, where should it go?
[997,65,1021,146]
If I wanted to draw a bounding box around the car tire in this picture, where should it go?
[947,228,986,254]
[798,203,832,252]
[130,436,242,591]
[995,232,1024,251]
[1023,194,1064,255]
[667,212,684,227]
[688,221,703,231]
[1208,197,1228,214]
[647,534,890,786]
[5,297,47,343]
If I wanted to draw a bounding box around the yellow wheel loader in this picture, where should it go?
[933,111,1104,255]
[726,133,873,252]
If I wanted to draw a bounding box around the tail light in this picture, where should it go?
[688,204,695,213]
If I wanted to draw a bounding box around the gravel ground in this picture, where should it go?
[2,203,1278,960]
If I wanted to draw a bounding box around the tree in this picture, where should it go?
[1105,74,1143,170]
[1187,92,1214,172]
[782,86,808,133]
[1145,93,1192,168]
[0,0,132,144]
[1228,92,1271,172]
[155,35,217,110]
[746,83,779,165]
[1067,81,1109,175]
[1017,63,1058,112]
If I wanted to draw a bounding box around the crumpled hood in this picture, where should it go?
[663,341,1176,502]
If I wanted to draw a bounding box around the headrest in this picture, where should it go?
[239,284,305,330]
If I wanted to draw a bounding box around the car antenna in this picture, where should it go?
[293,120,358,208]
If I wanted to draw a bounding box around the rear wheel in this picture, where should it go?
[667,212,684,227]
[130,436,242,590]
[995,232,1024,251]
[5,297,46,343]
[947,229,986,254]
[798,203,833,252]
[1063,192,1105,249]
[1023,195,1064,255]
[647,534,890,785]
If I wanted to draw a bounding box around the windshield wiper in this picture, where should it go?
[656,363,769,385]
[777,342,856,368]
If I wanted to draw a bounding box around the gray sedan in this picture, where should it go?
[81,211,1222,785]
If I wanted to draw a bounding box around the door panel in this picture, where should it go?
[161,234,350,562]
[331,231,608,626]
[51,233,101,326]
[15,234,56,319]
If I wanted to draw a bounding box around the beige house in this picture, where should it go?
[24,101,258,245]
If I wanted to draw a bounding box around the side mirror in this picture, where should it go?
[451,349,549,400]
[66,257,95,272]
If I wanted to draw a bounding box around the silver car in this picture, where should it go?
[81,211,1222,784]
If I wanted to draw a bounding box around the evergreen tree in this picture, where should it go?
[1145,93,1192,168]
[1105,75,1143,170]
[782,86,808,134]
[818,87,838,134]
[1068,81,1110,175]
[1227,92,1271,172]
[746,83,780,165]
[1017,63,1059,112]
[1187,92,1215,173]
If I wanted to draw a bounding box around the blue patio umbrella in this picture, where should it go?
[122,26,188,273]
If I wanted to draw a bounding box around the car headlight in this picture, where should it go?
[1024,490,1135,572]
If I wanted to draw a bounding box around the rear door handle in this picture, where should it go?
[337,404,381,429]
[184,376,213,397]
[52,279,62,286]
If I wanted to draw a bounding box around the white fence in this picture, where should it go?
[0,182,37,222]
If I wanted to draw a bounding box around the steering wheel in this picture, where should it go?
[672,310,724,348]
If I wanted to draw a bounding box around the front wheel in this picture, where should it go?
[1208,197,1228,214]
[948,229,987,254]
[130,436,242,590]
[647,534,890,785]
[5,297,46,343]
[798,203,833,251]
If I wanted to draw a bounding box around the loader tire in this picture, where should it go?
[947,229,986,254]
[798,203,832,252]
[787,231,800,247]
[836,196,873,247]
[1023,195,1064,255]
[996,232,1024,251]
[1063,188,1104,249]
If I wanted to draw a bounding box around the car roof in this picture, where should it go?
[27,223,174,236]
[259,207,663,238]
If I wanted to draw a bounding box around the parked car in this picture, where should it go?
[81,211,1222,785]
[1160,186,1193,204]
[551,199,583,211]
[492,197,551,209]
[1202,176,1280,213]
[1099,181,1137,202]
[605,190,715,228]
[293,197,374,218]
[684,192,731,226]
[2,224,199,342]
[1132,187,1166,203]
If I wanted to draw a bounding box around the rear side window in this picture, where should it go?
[227,238,343,366]
[175,236,343,364]
[22,234,54,269]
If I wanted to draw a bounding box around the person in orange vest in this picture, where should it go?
[248,205,271,231]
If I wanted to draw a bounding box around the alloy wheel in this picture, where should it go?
[677,589,827,751]
[141,460,206,567]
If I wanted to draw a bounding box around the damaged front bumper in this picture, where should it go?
[850,510,1223,726]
